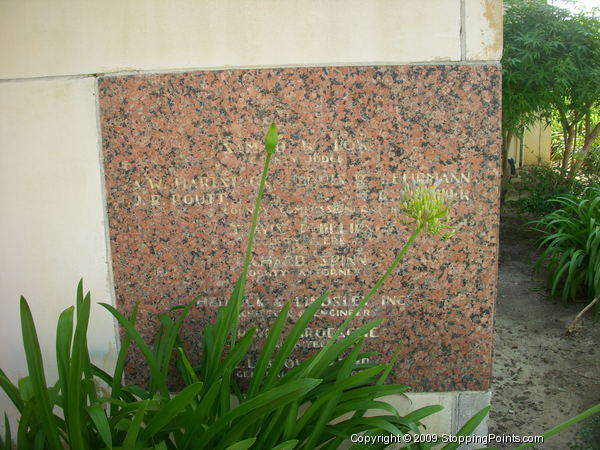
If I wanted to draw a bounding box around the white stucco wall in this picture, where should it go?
[0,0,502,80]
[0,77,118,425]
[0,0,501,439]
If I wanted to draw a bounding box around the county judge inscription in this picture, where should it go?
[99,65,501,391]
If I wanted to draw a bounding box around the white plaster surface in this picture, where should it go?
[383,392,455,436]
[0,77,117,424]
[374,391,491,446]
[0,0,465,80]
[465,0,503,61]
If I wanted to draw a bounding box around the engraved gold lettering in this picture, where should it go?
[301,140,314,152]
[381,296,406,306]
[322,235,345,245]
[145,176,162,189]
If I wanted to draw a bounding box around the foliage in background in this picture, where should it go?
[531,187,600,312]
[551,108,600,178]
[506,165,599,216]
[0,124,489,449]
[502,0,600,189]
[572,411,600,450]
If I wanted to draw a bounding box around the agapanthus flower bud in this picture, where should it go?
[398,183,455,239]
[265,122,278,155]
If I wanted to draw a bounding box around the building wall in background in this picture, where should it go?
[507,121,553,168]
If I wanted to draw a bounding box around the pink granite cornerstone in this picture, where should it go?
[99,65,501,391]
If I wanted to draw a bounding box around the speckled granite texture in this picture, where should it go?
[98,65,501,391]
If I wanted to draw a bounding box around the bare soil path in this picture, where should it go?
[489,212,600,449]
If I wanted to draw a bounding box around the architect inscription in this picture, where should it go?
[99,65,501,391]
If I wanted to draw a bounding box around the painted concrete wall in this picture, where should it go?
[0,0,502,439]
[0,0,501,80]
[507,121,553,167]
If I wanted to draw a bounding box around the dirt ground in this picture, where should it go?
[488,212,600,449]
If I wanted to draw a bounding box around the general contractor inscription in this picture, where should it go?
[99,65,501,391]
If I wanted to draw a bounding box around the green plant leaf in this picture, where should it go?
[156,300,195,383]
[217,327,255,384]
[19,297,63,450]
[17,402,34,450]
[247,301,291,397]
[66,289,92,449]
[2,414,11,450]
[302,337,367,449]
[178,379,223,449]
[141,382,203,440]
[86,404,113,448]
[177,346,199,384]
[100,302,168,397]
[123,399,149,448]
[17,377,33,402]
[263,292,329,389]
[0,369,24,414]
[196,378,321,448]
[204,277,242,384]
[223,437,257,450]
[55,305,73,422]
[402,404,445,424]
[440,405,490,450]
[270,440,299,450]
[110,302,139,415]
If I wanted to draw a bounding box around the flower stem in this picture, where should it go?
[232,151,273,345]
[331,226,422,342]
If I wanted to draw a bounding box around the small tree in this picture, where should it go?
[503,0,600,179]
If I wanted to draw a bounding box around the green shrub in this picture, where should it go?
[1,124,489,449]
[531,187,600,312]
[508,165,597,216]
[572,411,600,450]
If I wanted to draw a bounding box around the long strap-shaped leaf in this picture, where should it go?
[86,404,113,448]
[100,302,169,397]
[204,277,242,384]
[247,301,291,397]
[66,289,92,448]
[262,292,329,390]
[111,302,139,415]
[0,369,24,414]
[196,378,321,449]
[141,382,203,440]
[440,405,490,450]
[293,365,385,437]
[55,306,74,428]
[19,297,63,450]
[76,282,97,403]
[1,414,11,450]
[277,319,384,386]
[178,379,222,449]
[155,301,195,384]
[301,338,367,449]
[123,399,149,448]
